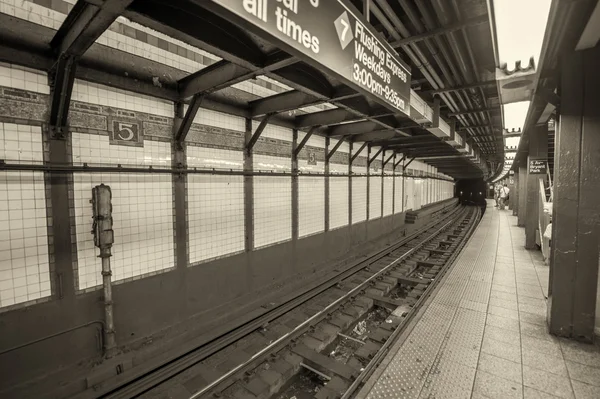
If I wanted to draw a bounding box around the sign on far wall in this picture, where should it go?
[528,158,547,175]
[206,0,411,116]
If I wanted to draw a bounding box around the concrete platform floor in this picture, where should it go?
[356,200,600,399]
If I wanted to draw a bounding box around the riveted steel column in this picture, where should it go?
[525,125,548,249]
[244,118,254,251]
[348,142,353,226]
[45,124,75,299]
[292,129,299,241]
[549,47,600,340]
[366,145,371,220]
[172,102,188,271]
[518,161,527,227]
[325,137,330,232]
[512,170,519,216]
[391,153,396,216]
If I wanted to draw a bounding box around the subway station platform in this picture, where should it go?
[356,200,600,399]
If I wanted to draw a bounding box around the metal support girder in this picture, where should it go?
[251,90,320,117]
[51,0,133,57]
[48,56,77,138]
[404,157,416,169]
[293,127,317,156]
[178,61,251,98]
[178,54,296,99]
[246,114,274,153]
[394,154,406,169]
[350,142,368,163]
[364,0,371,21]
[326,137,346,160]
[296,108,364,128]
[174,94,203,143]
[382,152,395,167]
[390,14,487,48]
[448,107,498,116]
[48,0,133,134]
[368,147,384,165]
[422,80,496,95]
[503,130,523,138]
[457,124,501,132]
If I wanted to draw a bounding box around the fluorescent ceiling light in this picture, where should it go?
[503,101,530,132]
[492,0,551,69]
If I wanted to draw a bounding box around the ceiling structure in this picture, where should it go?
[0,0,506,179]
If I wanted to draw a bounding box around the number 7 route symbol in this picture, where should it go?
[340,19,349,41]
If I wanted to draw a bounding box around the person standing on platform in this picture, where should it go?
[499,183,510,210]
[494,184,500,207]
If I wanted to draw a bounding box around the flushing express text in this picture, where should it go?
[353,23,408,111]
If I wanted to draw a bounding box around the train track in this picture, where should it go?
[96,203,480,399]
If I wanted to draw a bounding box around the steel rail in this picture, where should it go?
[189,215,460,398]
[341,206,481,399]
[100,203,462,399]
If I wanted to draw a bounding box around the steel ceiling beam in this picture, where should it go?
[251,91,321,117]
[174,94,203,143]
[368,147,384,165]
[177,54,297,99]
[246,114,274,153]
[404,157,416,168]
[448,107,499,116]
[48,0,133,135]
[457,124,501,132]
[382,152,395,167]
[420,80,496,95]
[390,14,488,48]
[52,0,134,57]
[350,142,368,163]
[293,126,317,156]
[295,108,364,128]
[326,137,347,160]
[394,154,407,169]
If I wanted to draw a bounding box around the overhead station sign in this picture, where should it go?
[206,0,411,116]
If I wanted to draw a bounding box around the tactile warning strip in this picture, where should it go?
[363,208,500,399]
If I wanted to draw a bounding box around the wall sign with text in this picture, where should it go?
[206,0,411,116]
[528,159,547,175]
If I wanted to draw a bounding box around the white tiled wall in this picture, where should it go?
[72,133,174,289]
[0,123,50,308]
[329,163,348,230]
[72,133,170,167]
[383,171,393,217]
[253,154,291,248]
[394,175,403,213]
[369,168,382,220]
[1,0,66,30]
[298,158,324,238]
[72,80,173,117]
[352,165,367,224]
[0,63,49,94]
[187,147,244,263]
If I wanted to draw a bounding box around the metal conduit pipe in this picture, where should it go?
[430,0,492,142]
[408,0,489,144]
[397,0,486,139]
[371,1,471,131]
[449,0,497,150]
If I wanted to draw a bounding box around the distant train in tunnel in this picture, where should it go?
[455,179,488,207]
